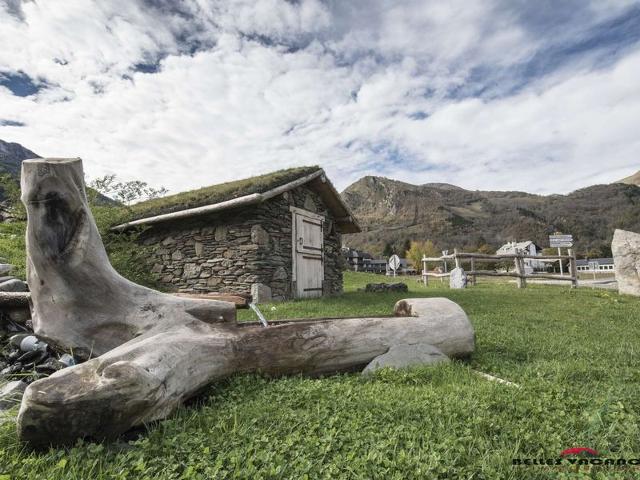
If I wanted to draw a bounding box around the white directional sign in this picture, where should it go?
[549,234,573,248]
[388,254,401,272]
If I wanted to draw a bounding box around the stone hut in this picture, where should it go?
[113,167,360,302]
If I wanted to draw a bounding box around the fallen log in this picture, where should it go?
[16,158,475,447]
[0,292,30,307]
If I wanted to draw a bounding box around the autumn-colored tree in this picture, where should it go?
[405,240,440,273]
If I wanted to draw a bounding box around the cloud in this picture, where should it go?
[0,0,638,195]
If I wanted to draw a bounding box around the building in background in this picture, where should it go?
[342,248,373,272]
[576,258,615,272]
[497,241,544,273]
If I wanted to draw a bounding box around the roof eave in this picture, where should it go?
[112,168,361,233]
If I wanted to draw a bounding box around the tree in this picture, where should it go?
[382,242,394,258]
[87,175,169,289]
[88,174,168,206]
[0,173,26,220]
[405,240,439,273]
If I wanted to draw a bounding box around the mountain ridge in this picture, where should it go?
[340,175,640,257]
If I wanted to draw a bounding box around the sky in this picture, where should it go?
[0,0,639,195]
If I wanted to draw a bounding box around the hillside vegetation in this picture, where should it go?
[341,176,640,257]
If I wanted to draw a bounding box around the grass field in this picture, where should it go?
[1,272,639,479]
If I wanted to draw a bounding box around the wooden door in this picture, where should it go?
[292,208,324,298]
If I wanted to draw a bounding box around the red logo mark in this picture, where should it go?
[560,447,599,457]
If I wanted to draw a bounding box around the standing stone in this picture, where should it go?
[362,343,450,375]
[251,283,272,304]
[612,229,640,296]
[449,267,467,289]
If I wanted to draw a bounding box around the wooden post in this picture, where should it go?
[558,247,564,275]
[454,248,460,269]
[514,253,525,288]
[470,258,476,285]
[422,256,428,286]
[568,248,578,288]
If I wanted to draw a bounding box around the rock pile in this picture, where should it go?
[0,282,79,410]
[0,330,79,410]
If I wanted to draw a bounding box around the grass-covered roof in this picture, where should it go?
[128,166,321,221]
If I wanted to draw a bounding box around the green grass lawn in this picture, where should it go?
[1,272,640,479]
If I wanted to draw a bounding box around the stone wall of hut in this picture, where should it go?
[139,185,343,301]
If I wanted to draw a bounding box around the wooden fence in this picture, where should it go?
[421,248,578,288]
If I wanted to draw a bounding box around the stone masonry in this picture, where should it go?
[139,185,343,301]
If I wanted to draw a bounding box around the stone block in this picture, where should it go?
[251,224,270,246]
[183,263,200,279]
[214,225,227,241]
[251,283,272,304]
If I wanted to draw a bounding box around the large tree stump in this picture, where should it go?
[17,158,475,447]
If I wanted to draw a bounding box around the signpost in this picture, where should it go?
[549,234,573,248]
[388,254,401,277]
[549,234,573,275]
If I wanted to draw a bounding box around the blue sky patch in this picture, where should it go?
[0,71,45,96]
[0,119,25,127]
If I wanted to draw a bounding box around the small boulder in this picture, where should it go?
[449,267,467,289]
[0,380,26,410]
[364,282,408,293]
[0,279,28,292]
[362,343,450,375]
[612,229,640,296]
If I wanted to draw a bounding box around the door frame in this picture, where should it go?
[290,206,325,298]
